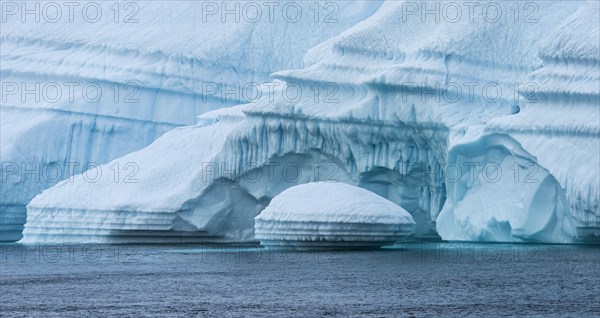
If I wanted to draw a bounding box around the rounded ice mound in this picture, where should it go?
[254,182,415,249]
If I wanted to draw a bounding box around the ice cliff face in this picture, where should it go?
[0,1,383,241]
[18,1,600,244]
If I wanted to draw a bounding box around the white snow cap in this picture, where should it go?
[257,182,415,225]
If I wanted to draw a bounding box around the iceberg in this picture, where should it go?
[255,182,415,249]
[18,1,600,244]
[1,1,383,241]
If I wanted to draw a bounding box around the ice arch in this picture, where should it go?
[24,104,450,243]
[436,134,577,243]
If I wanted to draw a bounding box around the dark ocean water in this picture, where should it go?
[1,243,599,317]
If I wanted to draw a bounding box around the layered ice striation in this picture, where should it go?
[255,182,415,249]
[22,1,600,243]
[437,2,600,243]
[1,1,383,241]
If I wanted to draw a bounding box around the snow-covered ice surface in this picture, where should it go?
[1,1,383,241]
[255,182,415,249]
[19,1,600,244]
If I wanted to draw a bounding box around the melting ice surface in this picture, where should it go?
[3,1,599,244]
